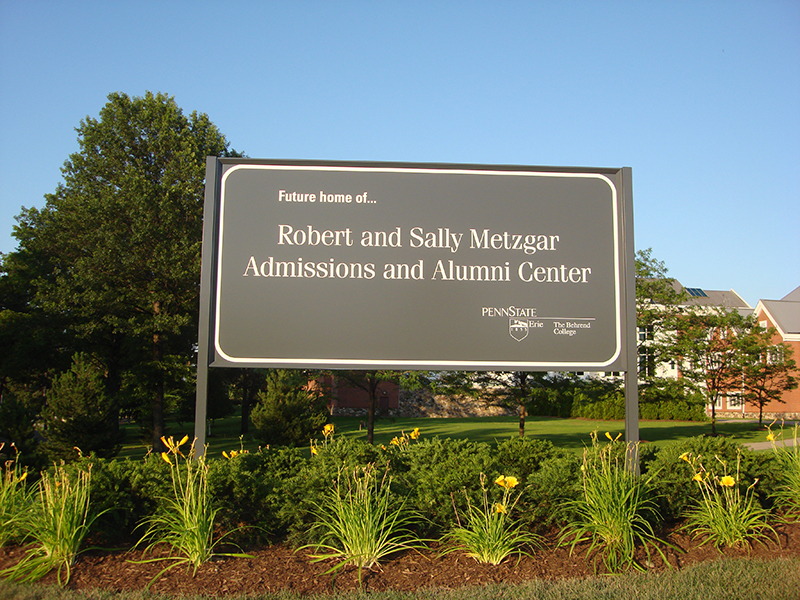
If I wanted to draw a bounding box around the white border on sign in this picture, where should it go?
[214,164,622,369]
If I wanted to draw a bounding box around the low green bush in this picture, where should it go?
[282,436,386,544]
[60,454,174,545]
[639,380,706,421]
[394,437,492,535]
[642,436,780,521]
[207,445,306,542]
[488,437,581,529]
[571,378,706,422]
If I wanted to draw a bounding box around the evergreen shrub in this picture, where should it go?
[207,445,305,541]
[394,437,492,535]
[40,353,123,461]
[250,370,328,447]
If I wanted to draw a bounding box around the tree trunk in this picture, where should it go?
[517,371,528,437]
[367,374,378,445]
[710,401,717,436]
[240,371,251,435]
[152,301,166,451]
[103,336,124,446]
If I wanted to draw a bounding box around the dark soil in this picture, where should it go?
[2,523,799,597]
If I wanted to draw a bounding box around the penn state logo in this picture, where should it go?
[509,318,529,342]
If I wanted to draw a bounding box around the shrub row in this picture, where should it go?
[49,432,780,548]
[528,377,706,422]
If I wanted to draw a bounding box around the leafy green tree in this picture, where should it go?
[0,386,46,469]
[40,353,122,461]
[0,247,71,397]
[8,92,238,451]
[634,247,688,379]
[229,369,268,435]
[671,308,752,435]
[251,369,329,447]
[739,324,798,426]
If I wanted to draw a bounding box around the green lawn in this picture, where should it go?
[116,413,777,460]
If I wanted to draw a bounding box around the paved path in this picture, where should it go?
[745,436,798,451]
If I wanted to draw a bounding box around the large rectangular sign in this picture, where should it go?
[203,159,633,371]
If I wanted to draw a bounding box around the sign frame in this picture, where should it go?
[194,159,638,463]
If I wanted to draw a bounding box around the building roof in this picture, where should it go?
[756,299,800,341]
[670,282,751,312]
[782,285,800,302]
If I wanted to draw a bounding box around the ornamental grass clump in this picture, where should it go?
[444,473,541,565]
[680,450,776,549]
[133,436,251,585]
[559,432,667,573]
[1,461,104,586]
[0,444,32,548]
[766,421,800,521]
[303,464,423,584]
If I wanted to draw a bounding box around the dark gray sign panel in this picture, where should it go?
[205,160,632,371]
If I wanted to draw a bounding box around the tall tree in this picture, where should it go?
[739,324,798,426]
[9,92,237,451]
[634,247,688,379]
[671,308,751,435]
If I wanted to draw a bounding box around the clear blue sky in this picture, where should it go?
[1,1,797,308]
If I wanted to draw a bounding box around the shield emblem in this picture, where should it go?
[509,318,529,342]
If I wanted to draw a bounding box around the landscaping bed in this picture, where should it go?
[1,521,799,597]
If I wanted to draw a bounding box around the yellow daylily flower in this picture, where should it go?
[19,472,27,482]
[178,435,190,447]
[719,476,735,487]
[767,432,776,442]
[410,427,421,440]
[493,503,507,514]
[310,445,318,455]
[495,475,519,489]
[679,452,691,463]
[223,451,230,459]
[161,452,172,465]
[323,424,335,437]
[692,473,703,482]
[605,431,613,441]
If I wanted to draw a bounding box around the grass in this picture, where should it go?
[1,557,798,600]
[116,413,778,460]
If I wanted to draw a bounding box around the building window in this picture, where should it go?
[767,345,785,365]
[727,394,744,408]
[638,347,655,378]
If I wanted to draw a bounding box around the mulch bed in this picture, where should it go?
[2,522,799,597]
